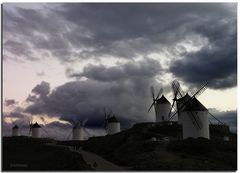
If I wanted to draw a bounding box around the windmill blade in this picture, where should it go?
[178,86,185,98]
[168,95,192,121]
[186,111,203,130]
[172,80,185,99]
[186,111,200,129]
[150,86,155,100]
[70,119,76,126]
[108,108,113,117]
[189,82,208,98]
[82,118,88,127]
[169,80,208,124]
[208,111,225,125]
[168,80,185,121]
[155,88,163,100]
[167,83,180,119]
[103,107,108,129]
[27,117,32,136]
[148,102,155,112]
[167,99,176,118]
[171,80,180,96]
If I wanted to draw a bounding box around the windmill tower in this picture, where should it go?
[168,80,209,139]
[148,86,171,122]
[12,125,20,136]
[32,122,42,138]
[180,97,209,139]
[104,107,120,135]
[72,119,88,141]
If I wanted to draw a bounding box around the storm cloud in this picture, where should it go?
[25,75,158,128]
[68,58,162,82]
[3,3,237,138]
[4,99,16,106]
[3,3,237,89]
[170,17,237,89]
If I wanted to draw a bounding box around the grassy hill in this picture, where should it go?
[2,136,92,171]
[59,122,237,171]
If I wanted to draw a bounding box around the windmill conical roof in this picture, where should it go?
[183,97,207,111]
[156,95,170,104]
[107,116,119,123]
[177,93,191,102]
[32,122,41,128]
[13,125,19,129]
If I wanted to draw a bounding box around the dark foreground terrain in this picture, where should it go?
[3,123,237,171]
[2,137,92,171]
[60,123,237,171]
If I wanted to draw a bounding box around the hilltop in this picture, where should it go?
[3,122,237,171]
[59,122,237,171]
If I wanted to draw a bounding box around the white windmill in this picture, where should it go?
[104,107,120,135]
[72,119,88,141]
[167,80,210,139]
[12,125,20,136]
[27,116,43,138]
[148,86,171,122]
[32,122,42,138]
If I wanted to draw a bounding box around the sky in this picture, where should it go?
[2,3,237,140]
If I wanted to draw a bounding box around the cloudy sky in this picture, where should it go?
[3,3,237,139]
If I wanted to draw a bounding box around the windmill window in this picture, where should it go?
[162,116,164,120]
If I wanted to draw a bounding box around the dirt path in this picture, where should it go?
[71,147,124,171]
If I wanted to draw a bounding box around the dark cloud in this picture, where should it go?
[31,81,50,97]
[4,40,34,60]
[24,59,163,126]
[3,3,237,138]
[3,3,236,62]
[68,58,162,82]
[25,81,50,114]
[4,99,16,106]
[3,5,72,62]
[4,3,237,90]
[45,121,71,129]
[25,68,160,127]
[26,94,37,102]
[169,15,237,89]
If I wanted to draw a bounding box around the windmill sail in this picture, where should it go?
[28,116,33,136]
[148,86,163,112]
[168,81,208,123]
